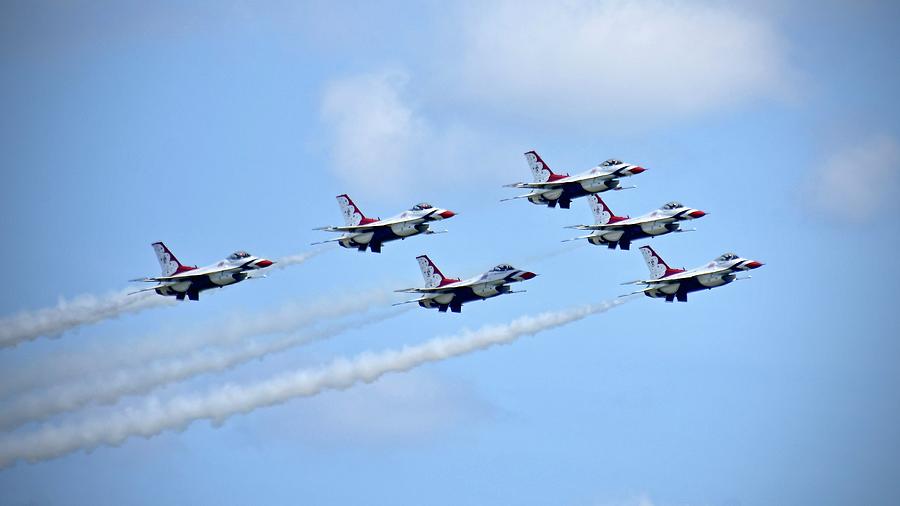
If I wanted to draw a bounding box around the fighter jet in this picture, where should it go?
[564,195,707,250]
[502,150,646,209]
[622,246,763,302]
[395,255,537,313]
[313,195,456,253]
[129,242,274,301]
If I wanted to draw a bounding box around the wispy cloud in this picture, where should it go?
[447,0,790,123]
[593,492,657,506]
[808,133,900,222]
[283,372,492,445]
[0,298,628,467]
[321,70,425,194]
[320,69,510,197]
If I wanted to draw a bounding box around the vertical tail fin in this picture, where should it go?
[416,255,448,288]
[639,245,682,279]
[152,242,190,277]
[589,195,618,225]
[336,194,371,226]
[524,150,560,183]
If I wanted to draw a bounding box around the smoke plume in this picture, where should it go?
[0,298,628,467]
[0,288,394,400]
[0,290,174,349]
[0,310,405,429]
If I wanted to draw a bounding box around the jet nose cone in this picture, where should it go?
[256,259,274,268]
[688,210,707,219]
[520,271,537,280]
[439,210,456,219]
[745,260,763,269]
[629,166,646,174]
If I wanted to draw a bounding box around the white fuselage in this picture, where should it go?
[154,255,271,298]
[642,257,761,301]
[587,206,702,246]
[417,268,535,311]
[340,207,453,247]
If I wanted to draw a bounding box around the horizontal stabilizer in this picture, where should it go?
[310,237,345,246]
[561,234,594,243]
[500,192,543,203]
[619,287,654,297]
[392,297,429,306]
[127,285,164,296]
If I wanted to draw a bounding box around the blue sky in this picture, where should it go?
[1,1,899,505]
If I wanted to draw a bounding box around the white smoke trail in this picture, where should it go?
[271,247,329,269]
[0,290,175,349]
[0,288,394,400]
[0,309,406,430]
[0,298,628,467]
[0,249,322,350]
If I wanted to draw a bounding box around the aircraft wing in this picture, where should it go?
[396,278,501,294]
[571,215,673,230]
[506,171,618,189]
[630,266,730,285]
[317,210,438,232]
[133,265,240,282]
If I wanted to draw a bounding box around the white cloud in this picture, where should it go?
[809,134,900,222]
[320,70,426,194]
[449,0,790,122]
[593,492,657,506]
[288,372,492,445]
[319,69,516,198]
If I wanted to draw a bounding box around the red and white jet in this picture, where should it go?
[130,242,274,301]
[395,255,537,313]
[313,195,456,253]
[564,196,707,250]
[622,246,763,302]
[503,150,646,209]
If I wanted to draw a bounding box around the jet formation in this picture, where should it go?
[130,150,762,305]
